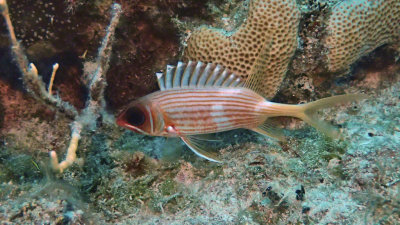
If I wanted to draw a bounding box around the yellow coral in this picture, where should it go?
[324,0,400,72]
[184,0,300,99]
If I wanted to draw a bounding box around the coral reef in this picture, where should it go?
[0,0,399,224]
[324,0,400,72]
[184,0,300,99]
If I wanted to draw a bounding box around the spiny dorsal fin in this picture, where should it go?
[156,61,244,90]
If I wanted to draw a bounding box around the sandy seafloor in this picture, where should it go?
[0,0,399,224]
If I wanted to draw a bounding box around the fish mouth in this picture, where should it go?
[115,111,128,128]
[115,116,125,127]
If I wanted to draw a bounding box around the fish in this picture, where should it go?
[116,61,366,162]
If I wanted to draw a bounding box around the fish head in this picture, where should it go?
[116,97,165,136]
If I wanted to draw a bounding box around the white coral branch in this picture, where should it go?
[50,122,82,173]
[51,3,122,173]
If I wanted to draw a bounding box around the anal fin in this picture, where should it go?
[181,136,222,163]
[251,118,286,142]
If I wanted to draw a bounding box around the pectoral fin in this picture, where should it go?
[181,136,222,163]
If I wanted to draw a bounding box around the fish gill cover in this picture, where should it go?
[0,0,399,224]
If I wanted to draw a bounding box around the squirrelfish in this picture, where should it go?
[117,61,365,162]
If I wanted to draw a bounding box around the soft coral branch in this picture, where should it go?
[1,0,78,119]
[1,0,122,173]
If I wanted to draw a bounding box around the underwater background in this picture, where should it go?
[0,0,399,224]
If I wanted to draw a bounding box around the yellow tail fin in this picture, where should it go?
[295,94,367,138]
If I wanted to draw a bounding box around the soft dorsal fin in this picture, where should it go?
[244,40,277,99]
[156,61,244,90]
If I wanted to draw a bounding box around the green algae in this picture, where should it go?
[159,179,178,196]
[290,130,347,168]
[0,145,42,183]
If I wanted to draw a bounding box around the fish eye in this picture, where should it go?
[125,107,146,126]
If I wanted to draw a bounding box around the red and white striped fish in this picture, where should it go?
[117,61,365,162]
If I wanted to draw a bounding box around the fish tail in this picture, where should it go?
[294,94,367,138]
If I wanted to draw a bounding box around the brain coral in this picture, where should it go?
[184,0,300,99]
[324,0,400,72]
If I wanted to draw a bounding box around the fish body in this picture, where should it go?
[117,61,365,162]
[155,87,267,136]
[117,87,299,136]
